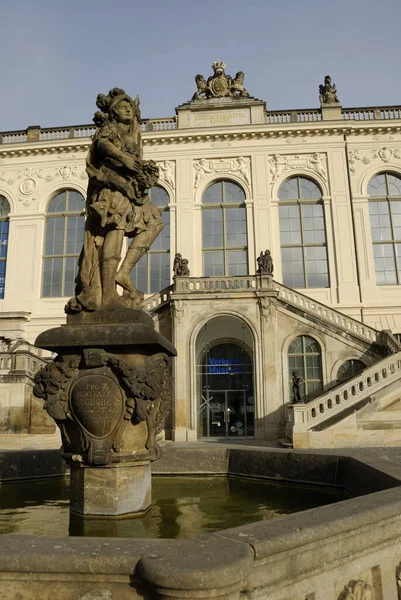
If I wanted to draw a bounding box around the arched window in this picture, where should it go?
[130,185,170,294]
[0,196,10,299]
[368,173,401,285]
[288,335,323,401]
[202,180,248,276]
[42,189,85,297]
[279,177,329,288]
[337,359,365,383]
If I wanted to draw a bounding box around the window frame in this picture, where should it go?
[202,179,248,277]
[288,335,323,402]
[42,189,85,298]
[368,172,401,286]
[0,196,10,300]
[279,176,329,289]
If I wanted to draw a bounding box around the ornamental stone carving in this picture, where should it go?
[0,172,15,186]
[18,195,37,207]
[45,165,81,182]
[19,178,37,195]
[194,157,251,189]
[338,579,374,600]
[173,253,190,277]
[157,160,175,190]
[192,60,250,101]
[319,75,340,105]
[33,347,172,466]
[348,147,401,175]
[269,153,327,184]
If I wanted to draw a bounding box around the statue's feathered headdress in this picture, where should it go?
[93,88,140,127]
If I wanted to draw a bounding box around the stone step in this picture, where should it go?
[278,438,293,449]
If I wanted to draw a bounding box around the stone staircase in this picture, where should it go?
[287,350,401,448]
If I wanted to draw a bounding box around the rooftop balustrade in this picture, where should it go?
[1,104,401,145]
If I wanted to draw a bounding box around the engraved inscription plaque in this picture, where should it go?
[70,374,124,439]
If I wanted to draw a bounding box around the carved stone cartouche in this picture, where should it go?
[192,61,251,101]
[33,308,176,467]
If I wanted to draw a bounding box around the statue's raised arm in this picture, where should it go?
[66,88,163,314]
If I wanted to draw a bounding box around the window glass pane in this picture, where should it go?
[279,178,299,200]
[203,182,222,204]
[204,251,224,276]
[130,254,148,294]
[0,220,9,260]
[48,192,67,213]
[281,247,305,288]
[373,244,397,284]
[0,260,5,299]
[66,215,85,254]
[42,257,63,297]
[305,246,329,288]
[43,190,85,297]
[152,210,170,250]
[225,207,247,247]
[66,191,85,212]
[150,252,170,293]
[223,181,245,203]
[64,256,79,298]
[299,178,321,199]
[288,335,322,402]
[202,209,223,248]
[227,250,248,275]
[367,174,387,196]
[0,196,10,217]
[150,186,170,208]
[387,175,401,196]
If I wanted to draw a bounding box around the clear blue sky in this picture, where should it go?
[1,0,400,130]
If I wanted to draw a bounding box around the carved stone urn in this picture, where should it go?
[34,307,176,518]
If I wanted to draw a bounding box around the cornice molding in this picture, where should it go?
[0,121,401,158]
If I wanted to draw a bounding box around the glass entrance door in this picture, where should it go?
[201,389,254,438]
[198,341,254,439]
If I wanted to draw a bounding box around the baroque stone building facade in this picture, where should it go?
[1,63,401,448]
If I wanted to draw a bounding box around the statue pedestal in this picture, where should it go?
[34,307,176,518]
[70,461,151,517]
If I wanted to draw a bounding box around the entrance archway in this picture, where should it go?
[195,316,254,439]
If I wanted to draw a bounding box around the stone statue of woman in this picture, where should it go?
[66,87,163,313]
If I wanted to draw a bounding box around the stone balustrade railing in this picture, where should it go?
[2,104,401,146]
[275,281,380,344]
[289,350,401,433]
[143,286,173,312]
[146,277,382,348]
[173,275,257,293]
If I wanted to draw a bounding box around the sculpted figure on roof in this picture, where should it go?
[191,61,250,100]
[319,75,340,105]
[66,88,163,313]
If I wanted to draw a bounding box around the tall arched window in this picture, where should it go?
[130,185,170,294]
[288,335,323,401]
[202,180,248,276]
[368,173,401,285]
[0,196,10,300]
[42,189,85,297]
[279,177,329,288]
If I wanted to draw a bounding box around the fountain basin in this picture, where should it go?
[1,444,401,599]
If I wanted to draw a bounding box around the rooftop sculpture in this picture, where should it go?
[319,75,340,105]
[192,60,250,100]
